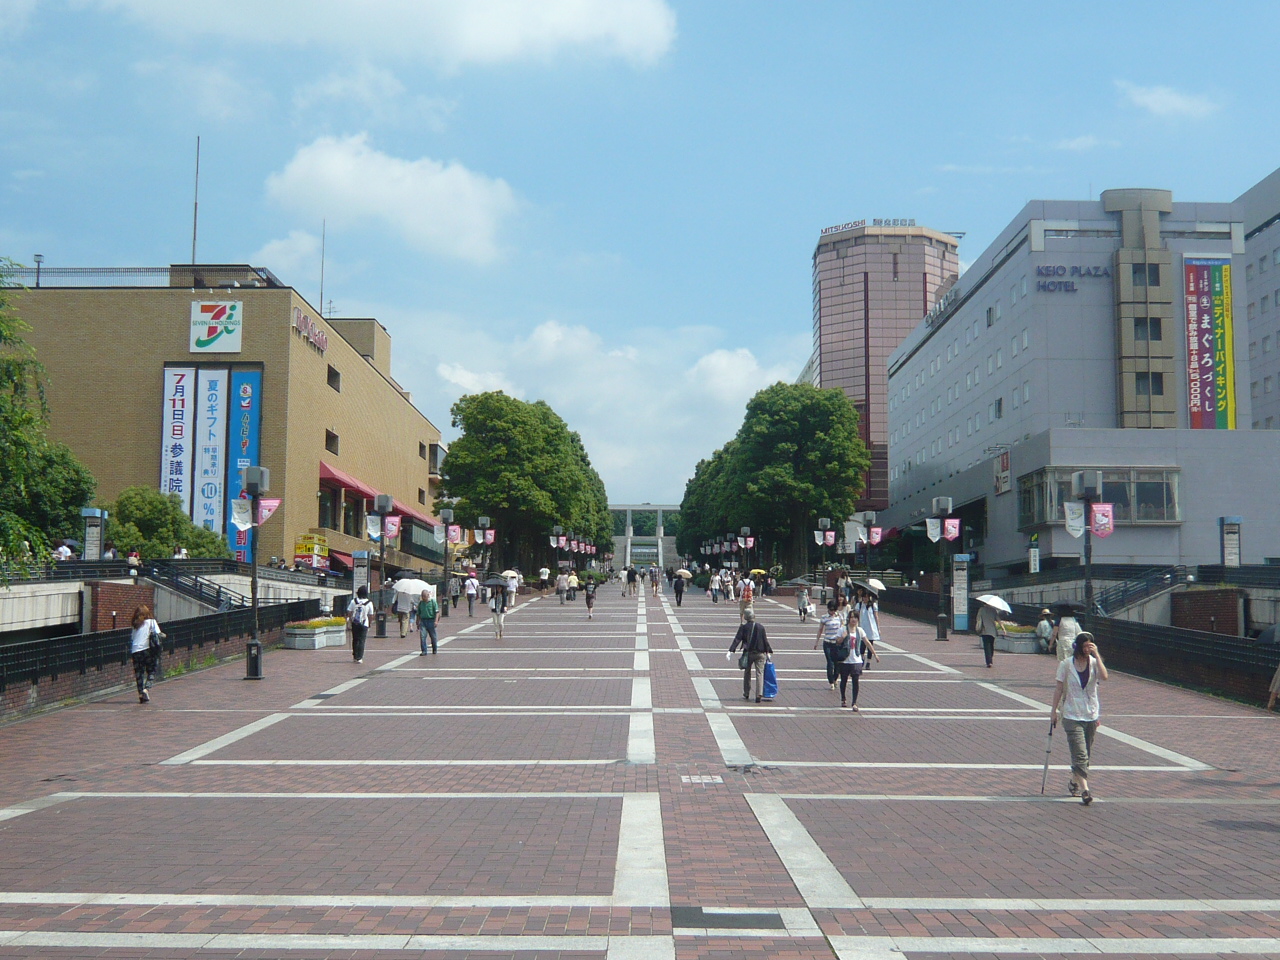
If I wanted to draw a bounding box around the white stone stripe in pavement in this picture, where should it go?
[745,794,863,909]
[612,793,669,906]
[159,713,290,765]
[291,677,367,709]
[376,653,421,671]
[764,761,1193,771]
[0,792,77,822]
[627,714,656,764]
[692,676,720,709]
[191,758,620,766]
[633,650,650,670]
[706,712,753,765]
[831,936,1280,957]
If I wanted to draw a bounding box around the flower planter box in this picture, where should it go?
[995,633,1043,654]
[284,625,347,650]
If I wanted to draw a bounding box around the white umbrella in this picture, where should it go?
[866,577,887,592]
[393,578,433,604]
[976,593,1012,614]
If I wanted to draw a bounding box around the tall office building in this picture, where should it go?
[1236,168,1280,430]
[810,219,960,509]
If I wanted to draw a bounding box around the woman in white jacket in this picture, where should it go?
[129,604,165,703]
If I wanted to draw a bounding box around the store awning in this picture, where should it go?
[329,550,354,568]
[319,461,379,500]
[394,499,441,527]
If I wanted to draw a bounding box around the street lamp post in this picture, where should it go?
[439,507,453,618]
[855,511,876,577]
[478,515,491,573]
[818,517,831,601]
[33,254,44,288]
[373,493,393,637]
[1072,471,1101,613]
[243,466,269,679]
[741,526,751,577]
[932,497,952,641]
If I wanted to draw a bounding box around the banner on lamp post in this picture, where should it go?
[230,498,252,532]
[434,526,446,544]
[366,515,382,541]
[746,536,755,549]
[484,529,495,545]
[1091,503,1114,538]
[557,535,567,548]
[383,516,401,540]
[1064,502,1086,539]
[813,530,823,545]
[944,518,960,541]
[737,537,745,548]
[926,518,941,542]
[257,498,281,524]
[447,524,461,544]
[549,536,557,547]
[870,527,882,545]
[824,530,836,547]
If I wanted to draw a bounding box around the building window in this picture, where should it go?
[1262,256,1269,274]
[994,397,1003,418]
[327,365,341,392]
[1132,263,1160,287]
[325,430,339,455]
[1022,277,1028,296]
[418,488,427,505]
[1273,247,1280,265]
[419,442,428,459]
[892,252,899,280]
[1249,302,1258,321]
[1251,342,1258,360]
[1018,466,1179,529]
[987,356,994,375]
[1023,381,1029,402]
[1134,317,1163,341]
[1011,284,1018,305]
[996,348,1003,368]
[986,306,995,327]
[1022,329,1029,349]
[1264,295,1271,313]
[1011,336,1018,357]
[1266,376,1274,394]
[1246,263,1255,282]
[1268,417,1276,429]
[1253,380,1260,398]
[1012,389,1020,410]
[1265,335,1273,353]
[1135,372,1165,396]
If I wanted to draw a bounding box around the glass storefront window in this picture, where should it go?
[1016,467,1179,529]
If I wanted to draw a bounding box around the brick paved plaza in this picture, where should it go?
[2,586,1279,959]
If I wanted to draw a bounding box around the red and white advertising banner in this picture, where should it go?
[160,367,195,515]
[558,535,567,548]
[869,527,882,545]
[484,529,496,545]
[944,518,960,541]
[447,524,462,544]
[383,516,401,540]
[824,530,836,547]
[257,498,282,524]
[746,536,755,549]
[1091,503,1114,538]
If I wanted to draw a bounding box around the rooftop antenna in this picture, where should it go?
[190,136,201,263]
[319,219,326,316]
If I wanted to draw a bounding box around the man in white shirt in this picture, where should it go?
[53,541,73,561]
[538,566,550,593]
[464,574,479,616]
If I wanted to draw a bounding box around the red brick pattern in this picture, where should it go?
[86,579,156,633]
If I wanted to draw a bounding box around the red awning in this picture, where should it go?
[394,499,440,527]
[329,550,354,568]
[319,461,379,500]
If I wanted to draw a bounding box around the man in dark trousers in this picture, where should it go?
[673,573,685,606]
[727,608,773,703]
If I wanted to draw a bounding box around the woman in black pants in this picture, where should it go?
[814,599,845,690]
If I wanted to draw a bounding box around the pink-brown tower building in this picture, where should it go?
[806,220,960,510]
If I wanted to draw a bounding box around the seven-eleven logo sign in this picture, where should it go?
[190,301,243,353]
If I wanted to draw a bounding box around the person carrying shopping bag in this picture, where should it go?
[727,608,773,703]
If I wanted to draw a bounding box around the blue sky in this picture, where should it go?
[3,1,1278,502]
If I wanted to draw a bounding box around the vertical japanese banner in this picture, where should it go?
[193,368,228,531]
[225,370,262,563]
[160,367,195,516]
[1185,258,1236,429]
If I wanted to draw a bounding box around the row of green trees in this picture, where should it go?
[439,391,611,571]
[677,382,871,575]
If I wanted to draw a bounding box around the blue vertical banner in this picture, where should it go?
[194,368,228,531]
[225,369,263,563]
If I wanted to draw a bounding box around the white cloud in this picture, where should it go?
[251,230,321,289]
[1054,135,1099,151]
[1116,80,1217,119]
[265,134,518,264]
[436,362,521,397]
[369,311,803,502]
[132,58,263,122]
[96,0,676,69]
[292,64,455,130]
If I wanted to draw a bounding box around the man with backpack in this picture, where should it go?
[346,586,374,664]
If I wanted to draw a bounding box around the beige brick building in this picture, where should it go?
[11,264,445,575]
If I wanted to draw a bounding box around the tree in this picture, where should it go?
[439,392,610,571]
[105,486,231,559]
[678,383,869,575]
[0,259,97,578]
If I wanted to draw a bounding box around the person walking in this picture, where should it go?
[568,570,579,601]
[738,575,755,624]
[727,608,773,703]
[391,588,409,639]
[814,599,846,691]
[673,572,685,607]
[464,573,479,616]
[489,586,507,639]
[129,604,164,703]
[709,570,722,604]
[505,570,520,608]
[448,575,461,611]
[1052,611,1082,664]
[417,588,439,655]
[538,566,550,594]
[797,586,810,622]
[650,566,661,597]
[1051,632,1109,805]
[347,586,374,663]
[1035,608,1054,653]
[627,565,638,596]
[584,578,597,619]
[556,571,569,604]
[838,621,878,711]
[975,599,1000,669]
[854,588,881,671]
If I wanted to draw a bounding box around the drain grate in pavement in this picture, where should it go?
[670,906,785,929]
[681,775,723,784]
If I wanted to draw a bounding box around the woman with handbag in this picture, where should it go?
[129,604,165,703]
[839,622,878,711]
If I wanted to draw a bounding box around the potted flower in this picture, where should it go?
[283,616,348,650]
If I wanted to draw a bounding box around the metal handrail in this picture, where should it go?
[1094,565,1186,615]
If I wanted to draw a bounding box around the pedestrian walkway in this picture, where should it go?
[1,585,1279,958]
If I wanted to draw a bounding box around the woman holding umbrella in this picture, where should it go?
[1050,632,1109,805]
[974,594,1011,669]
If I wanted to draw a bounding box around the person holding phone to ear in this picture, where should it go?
[1051,632,1108,805]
